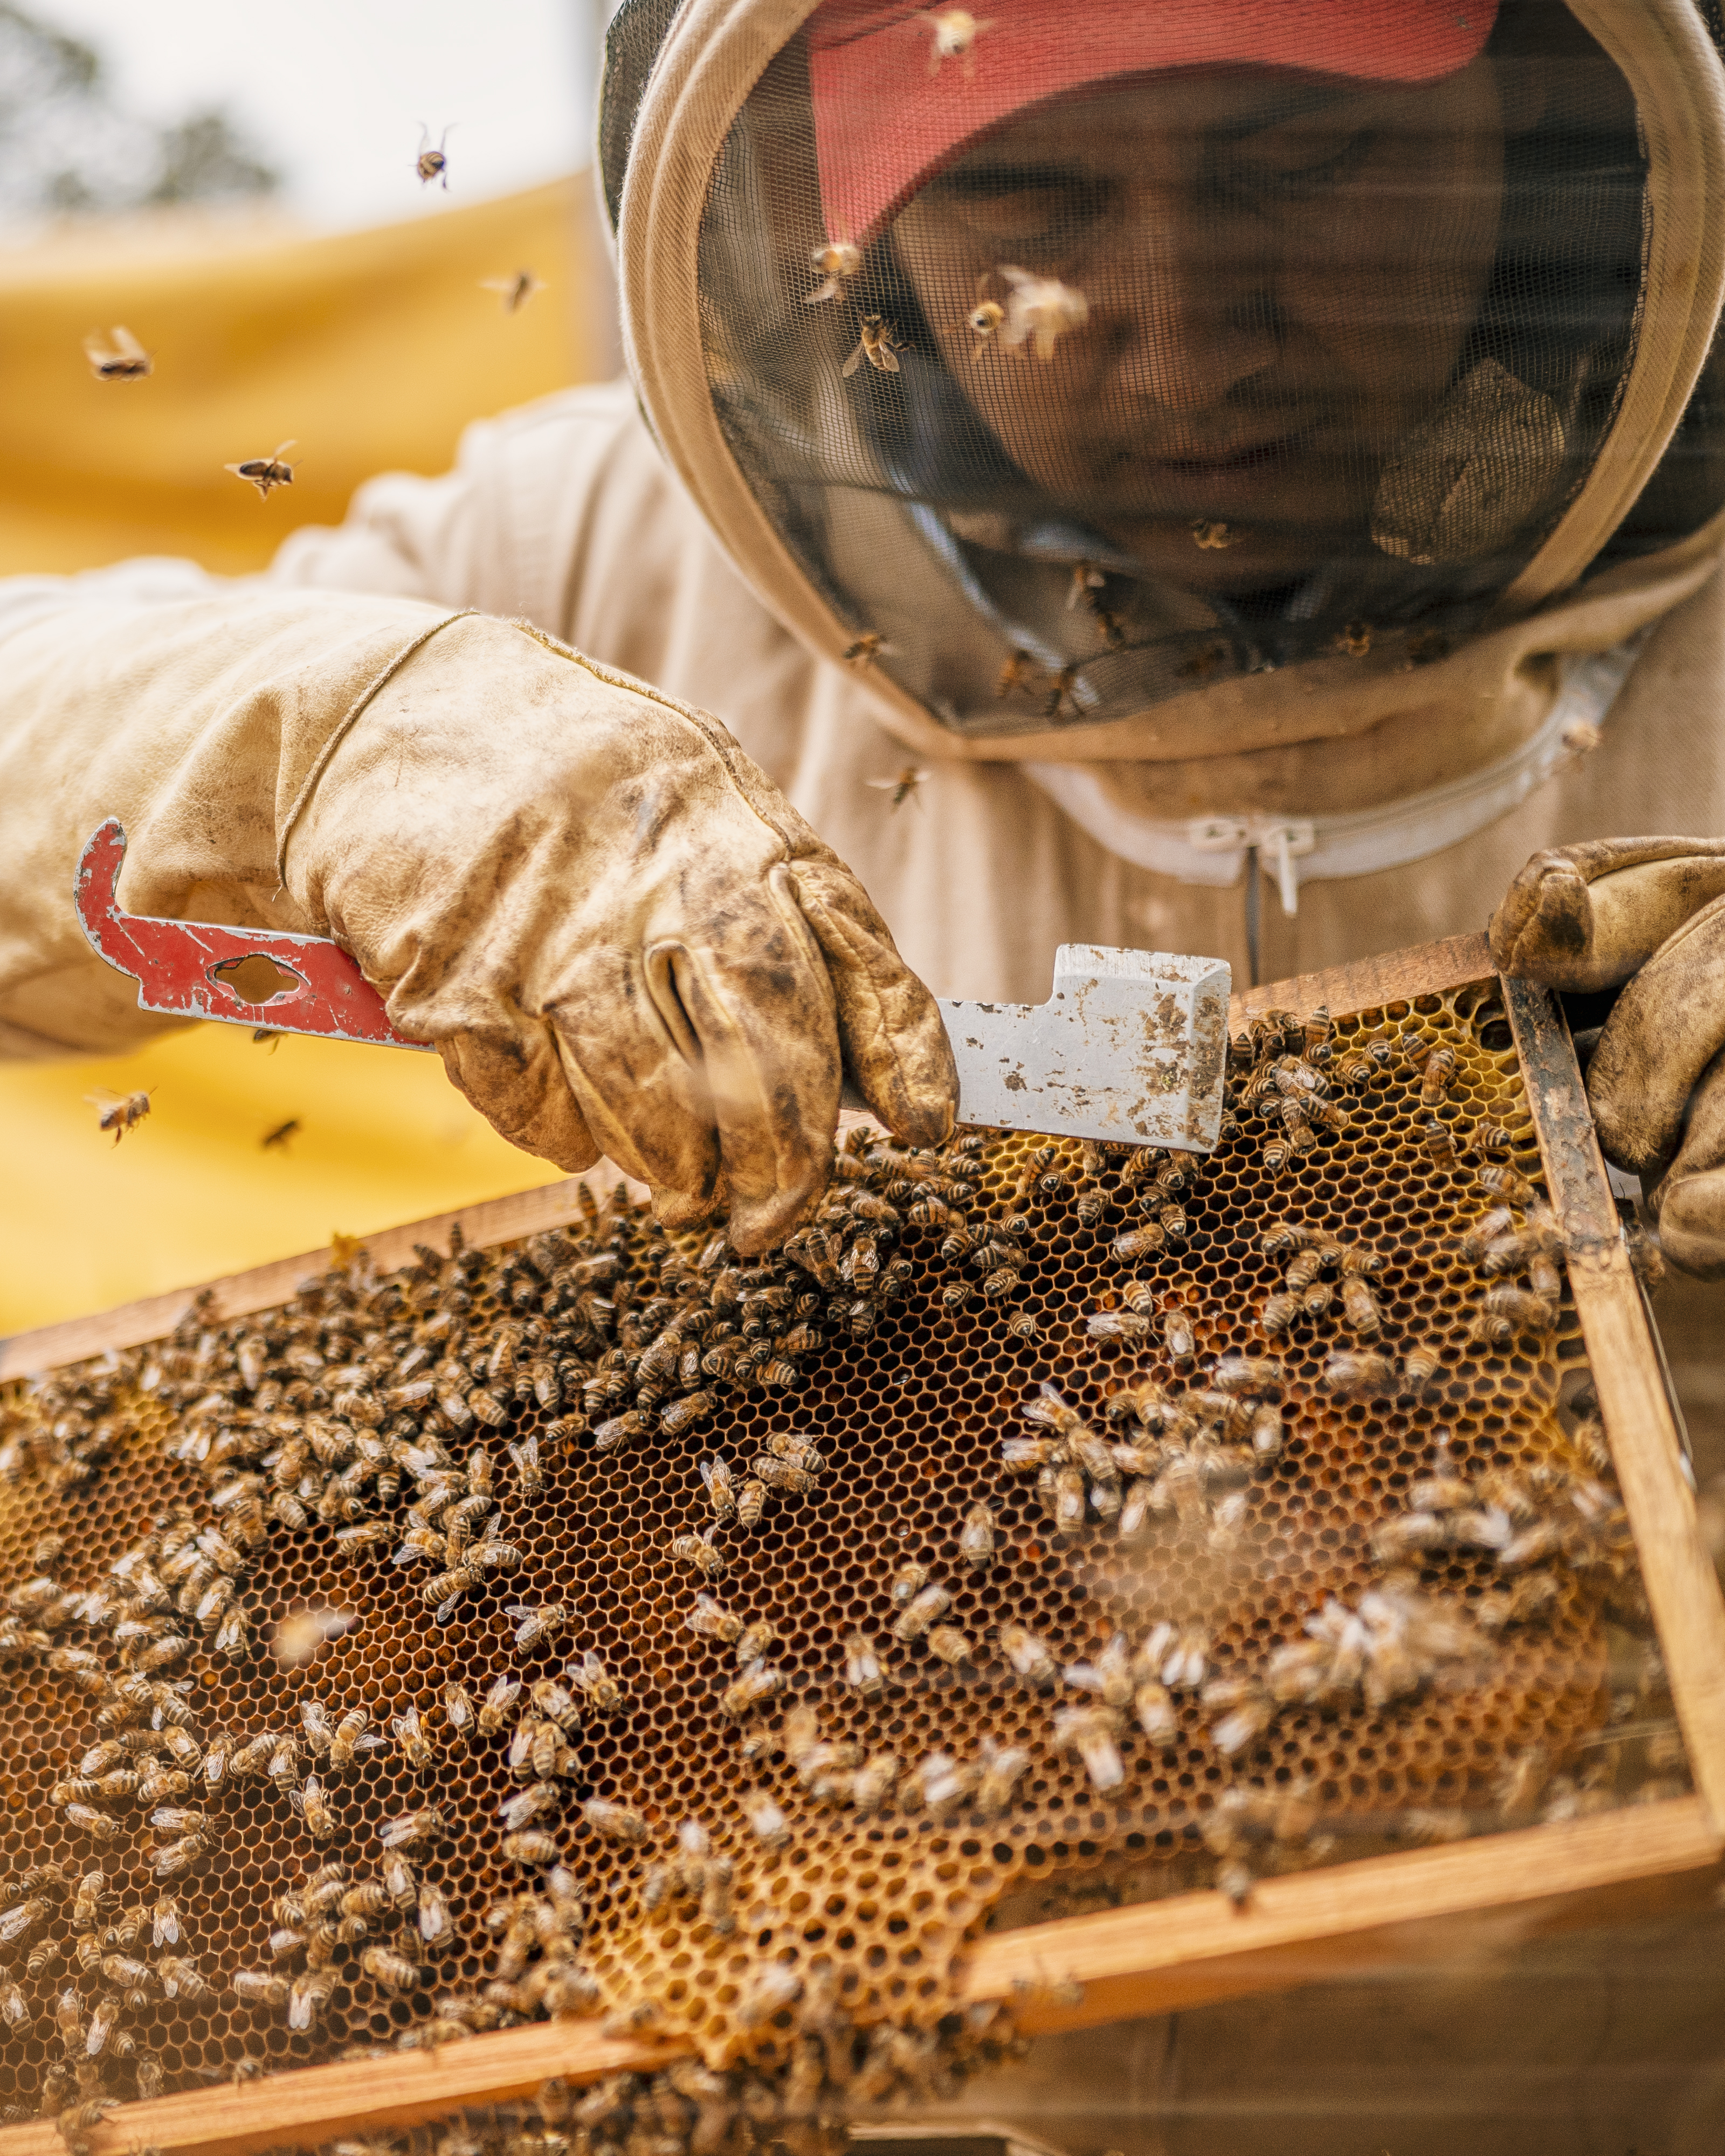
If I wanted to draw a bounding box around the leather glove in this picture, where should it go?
[0,591,954,1251]
[1489,838,1725,1277]
[286,615,956,1248]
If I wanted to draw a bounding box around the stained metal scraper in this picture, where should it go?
[75,817,1231,1152]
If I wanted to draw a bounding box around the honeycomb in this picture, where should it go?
[0,977,1688,2122]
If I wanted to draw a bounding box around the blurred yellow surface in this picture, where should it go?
[0,179,609,1333]
[1,1025,568,1335]
[0,178,602,573]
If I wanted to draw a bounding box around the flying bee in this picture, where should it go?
[913,8,994,77]
[842,314,903,378]
[999,262,1088,360]
[996,648,1036,699]
[416,122,454,187]
[224,441,299,500]
[83,324,153,381]
[85,1087,153,1143]
[805,237,861,305]
[866,762,930,807]
[968,289,1005,340]
[479,268,542,313]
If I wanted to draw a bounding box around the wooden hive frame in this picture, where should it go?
[1,930,1720,2156]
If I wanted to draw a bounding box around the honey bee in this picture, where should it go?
[479,268,542,313]
[360,1944,424,1994]
[499,1780,563,1833]
[913,9,994,77]
[685,1591,744,1647]
[582,1799,648,1844]
[1052,1704,1126,1791]
[478,1676,525,1735]
[721,1666,785,1719]
[998,1622,1058,1688]
[233,1968,290,2010]
[288,1774,334,1841]
[1190,520,1240,550]
[570,1648,624,1716]
[1476,1284,1557,1336]
[744,1790,790,1848]
[1321,1350,1397,1398]
[84,1086,154,1144]
[506,1602,575,1654]
[1340,1274,1382,1336]
[842,315,903,378]
[379,1807,445,1851]
[926,1624,974,1668]
[1419,1044,1459,1105]
[734,1620,780,1670]
[501,1830,560,1870]
[319,1706,372,1774]
[417,1880,452,1945]
[805,238,862,305]
[891,1581,951,1642]
[224,441,299,500]
[416,123,454,188]
[83,324,153,381]
[151,1830,216,1879]
[672,1529,728,1578]
[288,1964,337,2031]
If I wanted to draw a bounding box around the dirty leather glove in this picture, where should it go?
[283,615,956,1249]
[0,590,954,1251]
[1489,838,1725,1277]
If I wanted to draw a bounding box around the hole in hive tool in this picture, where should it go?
[75,818,1229,1144]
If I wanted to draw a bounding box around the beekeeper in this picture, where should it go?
[2,0,1724,1274]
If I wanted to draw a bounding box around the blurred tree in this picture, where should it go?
[0,1,279,217]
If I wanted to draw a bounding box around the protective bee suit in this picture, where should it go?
[3,0,1725,1288]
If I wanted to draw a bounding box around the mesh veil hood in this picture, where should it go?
[603,0,1725,764]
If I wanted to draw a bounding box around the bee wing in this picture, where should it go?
[841,343,864,379]
[82,1088,124,1106]
[864,776,900,791]
[112,326,147,360]
[876,345,901,372]
[81,334,113,365]
[271,441,298,462]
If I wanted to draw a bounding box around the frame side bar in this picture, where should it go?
[1501,973,1725,1829]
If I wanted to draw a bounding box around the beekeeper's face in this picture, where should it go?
[893,60,1506,590]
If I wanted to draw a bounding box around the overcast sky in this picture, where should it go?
[25,0,608,229]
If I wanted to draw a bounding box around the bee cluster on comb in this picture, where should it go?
[0,977,1687,2129]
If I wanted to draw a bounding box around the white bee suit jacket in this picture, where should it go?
[260,375,1725,1007]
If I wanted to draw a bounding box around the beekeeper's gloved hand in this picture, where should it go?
[1489,839,1725,1277]
[0,595,955,1252]
[291,614,955,1247]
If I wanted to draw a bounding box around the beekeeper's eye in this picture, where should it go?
[1227,127,1376,205]
[920,161,1113,245]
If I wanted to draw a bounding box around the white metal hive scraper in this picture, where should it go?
[77,819,1231,1153]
